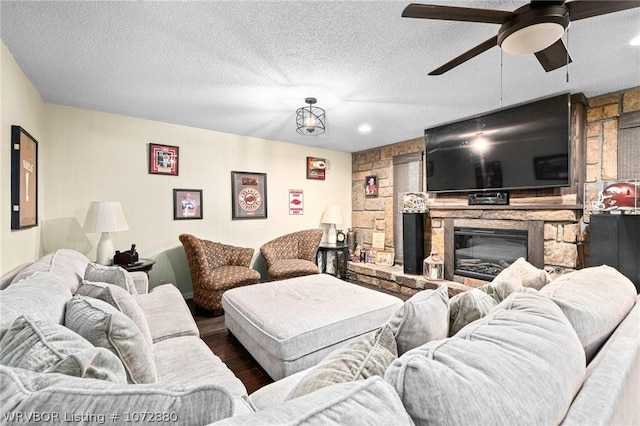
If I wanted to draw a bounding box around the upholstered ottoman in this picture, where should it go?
[222,274,403,380]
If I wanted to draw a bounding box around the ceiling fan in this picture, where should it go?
[402,1,640,75]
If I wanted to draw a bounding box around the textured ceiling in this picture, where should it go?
[1,1,639,152]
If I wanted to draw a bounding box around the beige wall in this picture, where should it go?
[1,42,46,273]
[1,41,352,295]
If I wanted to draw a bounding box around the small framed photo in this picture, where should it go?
[307,157,326,180]
[375,250,395,266]
[365,175,378,197]
[149,143,179,176]
[231,171,267,220]
[11,126,38,230]
[173,189,202,220]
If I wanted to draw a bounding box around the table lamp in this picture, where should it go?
[83,201,129,265]
[321,205,343,244]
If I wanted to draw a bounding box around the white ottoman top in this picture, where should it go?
[222,274,403,362]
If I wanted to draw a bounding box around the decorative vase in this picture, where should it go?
[347,228,356,253]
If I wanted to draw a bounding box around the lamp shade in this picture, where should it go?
[83,201,129,233]
[83,201,129,266]
[321,205,343,225]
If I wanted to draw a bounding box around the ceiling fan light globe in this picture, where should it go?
[500,22,565,55]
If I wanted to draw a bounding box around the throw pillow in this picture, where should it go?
[0,315,126,383]
[84,263,136,295]
[64,295,157,384]
[386,285,449,355]
[0,271,72,338]
[285,325,397,400]
[480,267,524,303]
[540,265,637,362]
[509,257,551,290]
[448,288,498,336]
[1,365,234,426]
[385,291,586,426]
[76,280,153,348]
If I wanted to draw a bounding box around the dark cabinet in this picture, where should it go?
[590,214,640,293]
[403,213,425,275]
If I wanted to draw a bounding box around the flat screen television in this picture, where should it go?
[425,93,571,193]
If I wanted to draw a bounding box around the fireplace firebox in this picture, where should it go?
[444,218,544,282]
[454,227,528,281]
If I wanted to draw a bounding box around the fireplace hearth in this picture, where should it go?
[454,227,528,281]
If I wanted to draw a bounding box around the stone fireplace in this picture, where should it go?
[445,218,544,281]
[431,207,581,285]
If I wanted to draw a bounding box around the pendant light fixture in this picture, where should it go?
[296,97,325,135]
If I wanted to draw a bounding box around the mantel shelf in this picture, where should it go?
[427,204,584,211]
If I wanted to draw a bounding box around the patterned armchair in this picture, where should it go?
[179,234,261,315]
[260,229,323,281]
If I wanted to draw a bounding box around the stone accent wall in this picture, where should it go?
[351,138,423,250]
[351,86,639,281]
[584,86,640,219]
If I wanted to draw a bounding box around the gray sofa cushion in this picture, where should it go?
[10,249,90,293]
[0,315,126,383]
[65,295,157,384]
[480,266,523,302]
[136,284,200,342]
[540,265,638,362]
[509,257,551,290]
[385,290,585,426]
[286,324,397,400]
[212,377,413,426]
[387,285,449,355]
[76,280,153,348]
[85,263,136,295]
[448,288,498,336]
[0,271,72,338]
[0,365,234,425]
[248,369,310,411]
[153,336,247,397]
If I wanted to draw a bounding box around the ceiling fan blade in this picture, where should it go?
[530,0,565,6]
[429,36,498,75]
[402,4,513,24]
[565,0,640,21]
[534,39,572,72]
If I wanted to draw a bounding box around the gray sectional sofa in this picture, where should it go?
[1,249,639,425]
[0,249,248,425]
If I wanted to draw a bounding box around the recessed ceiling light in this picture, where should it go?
[358,124,372,134]
[631,33,640,46]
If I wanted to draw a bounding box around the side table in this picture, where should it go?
[119,258,156,276]
[317,243,350,280]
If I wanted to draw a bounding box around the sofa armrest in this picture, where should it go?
[0,262,31,290]
[129,271,149,294]
[137,284,199,342]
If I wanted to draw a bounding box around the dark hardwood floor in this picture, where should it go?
[187,300,273,394]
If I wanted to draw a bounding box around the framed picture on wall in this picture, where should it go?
[11,126,38,230]
[173,189,203,220]
[149,143,179,176]
[306,157,326,180]
[365,175,378,197]
[231,171,267,220]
